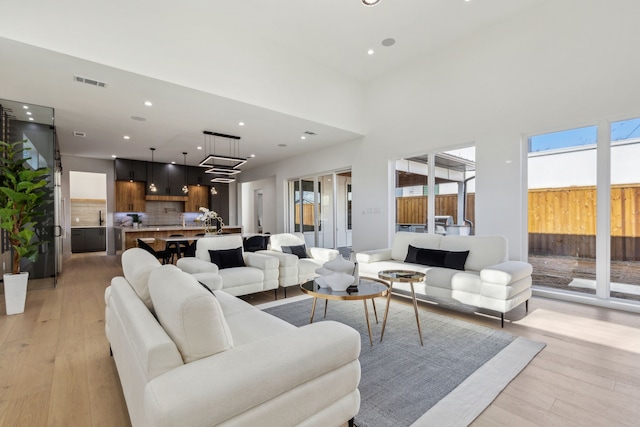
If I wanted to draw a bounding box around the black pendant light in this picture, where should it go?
[182,152,189,194]
[149,148,157,192]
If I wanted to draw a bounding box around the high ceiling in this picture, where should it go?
[0,0,540,170]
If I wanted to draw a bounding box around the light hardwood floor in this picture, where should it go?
[1,252,639,426]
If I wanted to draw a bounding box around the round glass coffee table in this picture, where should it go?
[300,277,390,346]
[378,270,426,346]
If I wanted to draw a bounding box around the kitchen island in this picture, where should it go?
[115,225,243,252]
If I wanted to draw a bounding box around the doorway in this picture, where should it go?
[287,170,352,252]
[69,171,107,253]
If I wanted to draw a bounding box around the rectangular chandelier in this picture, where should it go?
[204,166,242,175]
[200,131,247,170]
[210,176,236,183]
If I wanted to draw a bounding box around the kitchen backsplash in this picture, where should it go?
[71,199,107,226]
[114,201,201,227]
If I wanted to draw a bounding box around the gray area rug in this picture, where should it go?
[262,296,544,427]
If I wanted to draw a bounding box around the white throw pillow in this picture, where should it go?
[148,265,234,363]
[121,247,162,311]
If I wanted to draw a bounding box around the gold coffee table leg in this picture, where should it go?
[380,282,394,342]
[309,297,317,323]
[410,282,424,346]
[372,298,379,324]
[363,300,373,346]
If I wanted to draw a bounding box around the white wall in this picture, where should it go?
[69,171,107,199]
[241,0,640,261]
[240,139,362,235]
[240,177,277,234]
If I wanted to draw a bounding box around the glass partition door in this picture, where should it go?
[288,170,352,251]
[1,99,58,290]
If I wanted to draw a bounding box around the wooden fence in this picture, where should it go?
[529,184,640,260]
[397,185,640,260]
[396,194,476,226]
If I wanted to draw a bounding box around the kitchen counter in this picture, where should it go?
[115,225,243,251]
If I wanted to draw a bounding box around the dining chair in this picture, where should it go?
[136,239,171,264]
[165,234,189,264]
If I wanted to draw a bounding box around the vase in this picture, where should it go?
[324,272,355,292]
[3,272,28,315]
[323,255,355,274]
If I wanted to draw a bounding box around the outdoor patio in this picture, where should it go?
[529,254,640,302]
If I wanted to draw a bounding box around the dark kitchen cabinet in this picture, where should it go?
[147,163,188,196]
[115,158,147,182]
[187,166,211,186]
[71,227,106,253]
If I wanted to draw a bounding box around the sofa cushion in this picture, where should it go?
[209,247,245,269]
[413,247,446,267]
[268,232,306,252]
[121,247,162,311]
[443,250,469,271]
[149,265,234,363]
[282,244,308,259]
[440,235,507,272]
[391,232,442,261]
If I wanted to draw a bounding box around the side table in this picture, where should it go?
[378,270,426,346]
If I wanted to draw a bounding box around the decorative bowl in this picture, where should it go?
[325,272,355,292]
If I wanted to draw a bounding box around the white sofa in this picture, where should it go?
[105,248,362,427]
[356,232,532,326]
[177,235,279,297]
[258,232,339,297]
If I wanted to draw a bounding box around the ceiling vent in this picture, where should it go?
[73,131,87,137]
[74,75,107,88]
[303,131,317,136]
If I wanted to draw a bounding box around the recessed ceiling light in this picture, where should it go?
[23,105,29,109]
[367,49,375,55]
[301,136,306,140]
[123,135,130,140]
[171,161,176,165]
[111,155,117,158]
[250,154,256,158]
[362,0,380,6]
[26,111,32,116]
[197,146,202,150]
[238,122,245,126]
[144,101,153,106]
[28,117,34,121]
[381,38,396,47]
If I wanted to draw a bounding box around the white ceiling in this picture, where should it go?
[0,0,540,169]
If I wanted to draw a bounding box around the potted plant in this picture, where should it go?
[0,140,50,315]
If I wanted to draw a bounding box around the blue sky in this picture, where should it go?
[529,118,640,153]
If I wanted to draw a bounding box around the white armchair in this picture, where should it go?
[177,235,279,297]
[258,232,339,297]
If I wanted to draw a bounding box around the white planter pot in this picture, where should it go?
[3,272,28,315]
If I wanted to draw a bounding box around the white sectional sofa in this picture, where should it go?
[105,248,361,427]
[177,235,280,297]
[356,232,532,326]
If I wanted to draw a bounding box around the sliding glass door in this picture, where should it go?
[394,146,475,236]
[527,119,640,304]
[288,170,351,251]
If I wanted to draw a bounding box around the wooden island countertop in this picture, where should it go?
[116,225,243,251]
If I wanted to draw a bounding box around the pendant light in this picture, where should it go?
[210,186,218,195]
[182,152,189,194]
[149,148,157,192]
